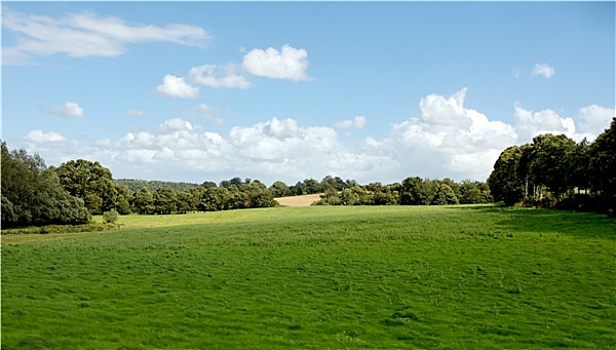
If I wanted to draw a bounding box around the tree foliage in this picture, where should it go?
[55,159,117,215]
[1,142,90,228]
[488,118,616,215]
[314,177,487,207]
[115,179,199,192]
[488,146,525,206]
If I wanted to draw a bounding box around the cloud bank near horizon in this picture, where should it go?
[21,89,615,185]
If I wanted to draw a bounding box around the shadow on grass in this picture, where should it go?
[443,205,615,240]
[453,205,616,241]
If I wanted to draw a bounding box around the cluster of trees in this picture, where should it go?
[55,165,280,216]
[267,176,359,197]
[1,143,90,228]
[115,179,199,193]
[487,117,615,215]
[1,141,493,229]
[315,177,492,206]
[130,179,277,215]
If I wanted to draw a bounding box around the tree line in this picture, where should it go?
[314,177,491,206]
[115,179,200,193]
[487,117,615,215]
[1,140,494,228]
[1,143,91,228]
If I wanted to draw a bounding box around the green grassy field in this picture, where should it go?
[2,205,615,349]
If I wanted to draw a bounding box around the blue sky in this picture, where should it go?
[3,1,615,185]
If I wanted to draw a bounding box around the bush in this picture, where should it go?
[102,209,119,224]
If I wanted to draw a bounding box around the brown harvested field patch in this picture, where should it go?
[275,194,323,207]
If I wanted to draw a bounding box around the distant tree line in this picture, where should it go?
[2,141,493,229]
[115,179,199,193]
[487,117,615,216]
[313,177,491,206]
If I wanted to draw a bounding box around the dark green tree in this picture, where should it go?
[114,183,133,214]
[303,178,323,194]
[589,117,616,214]
[242,181,277,208]
[1,142,90,227]
[529,134,577,199]
[201,186,231,211]
[154,187,177,214]
[176,190,195,214]
[133,187,155,215]
[458,180,483,204]
[400,177,428,205]
[431,183,459,205]
[268,180,292,197]
[488,145,525,206]
[55,159,118,214]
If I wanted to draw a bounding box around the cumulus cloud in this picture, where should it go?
[513,104,575,142]
[26,130,66,142]
[16,88,614,184]
[155,44,310,95]
[577,105,616,136]
[532,63,556,79]
[334,116,367,129]
[48,101,85,118]
[2,7,208,64]
[390,89,518,179]
[93,116,381,182]
[155,75,199,98]
[242,44,311,81]
[188,64,253,89]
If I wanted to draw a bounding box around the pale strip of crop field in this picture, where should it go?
[275,193,322,207]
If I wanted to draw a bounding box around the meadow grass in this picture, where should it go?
[2,205,615,349]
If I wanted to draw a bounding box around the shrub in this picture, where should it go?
[102,209,119,224]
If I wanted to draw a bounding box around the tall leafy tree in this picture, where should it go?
[1,142,90,227]
[242,181,277,208]
[400,177,428,205]
[154,187,177,214]
[201,186,231,211]
[133,187,155,215]
[488,145,524,206]
[431,183,459,205]
[528,134,577,199]
[459,180,483,204]
[115,183,133,214]
[589,117,616,214]
[268,181,292,197]
[55,159,118,214]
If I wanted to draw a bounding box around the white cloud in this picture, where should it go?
[512,104,614,143]
[577,105,615,136]
[187,104,224,125]
[513,104,575,142]
[16,88,614,185]
[2,8,208,64]
[157,44,310,95]
[334,116,367,129]
[188,64,253,89]
[48,101,85,118]
[242,44,311,81]
[532,63,555,79]
[389,89,519,179]
[26,130,66,142]
[155,75,199,98]
[263,117,300,140]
